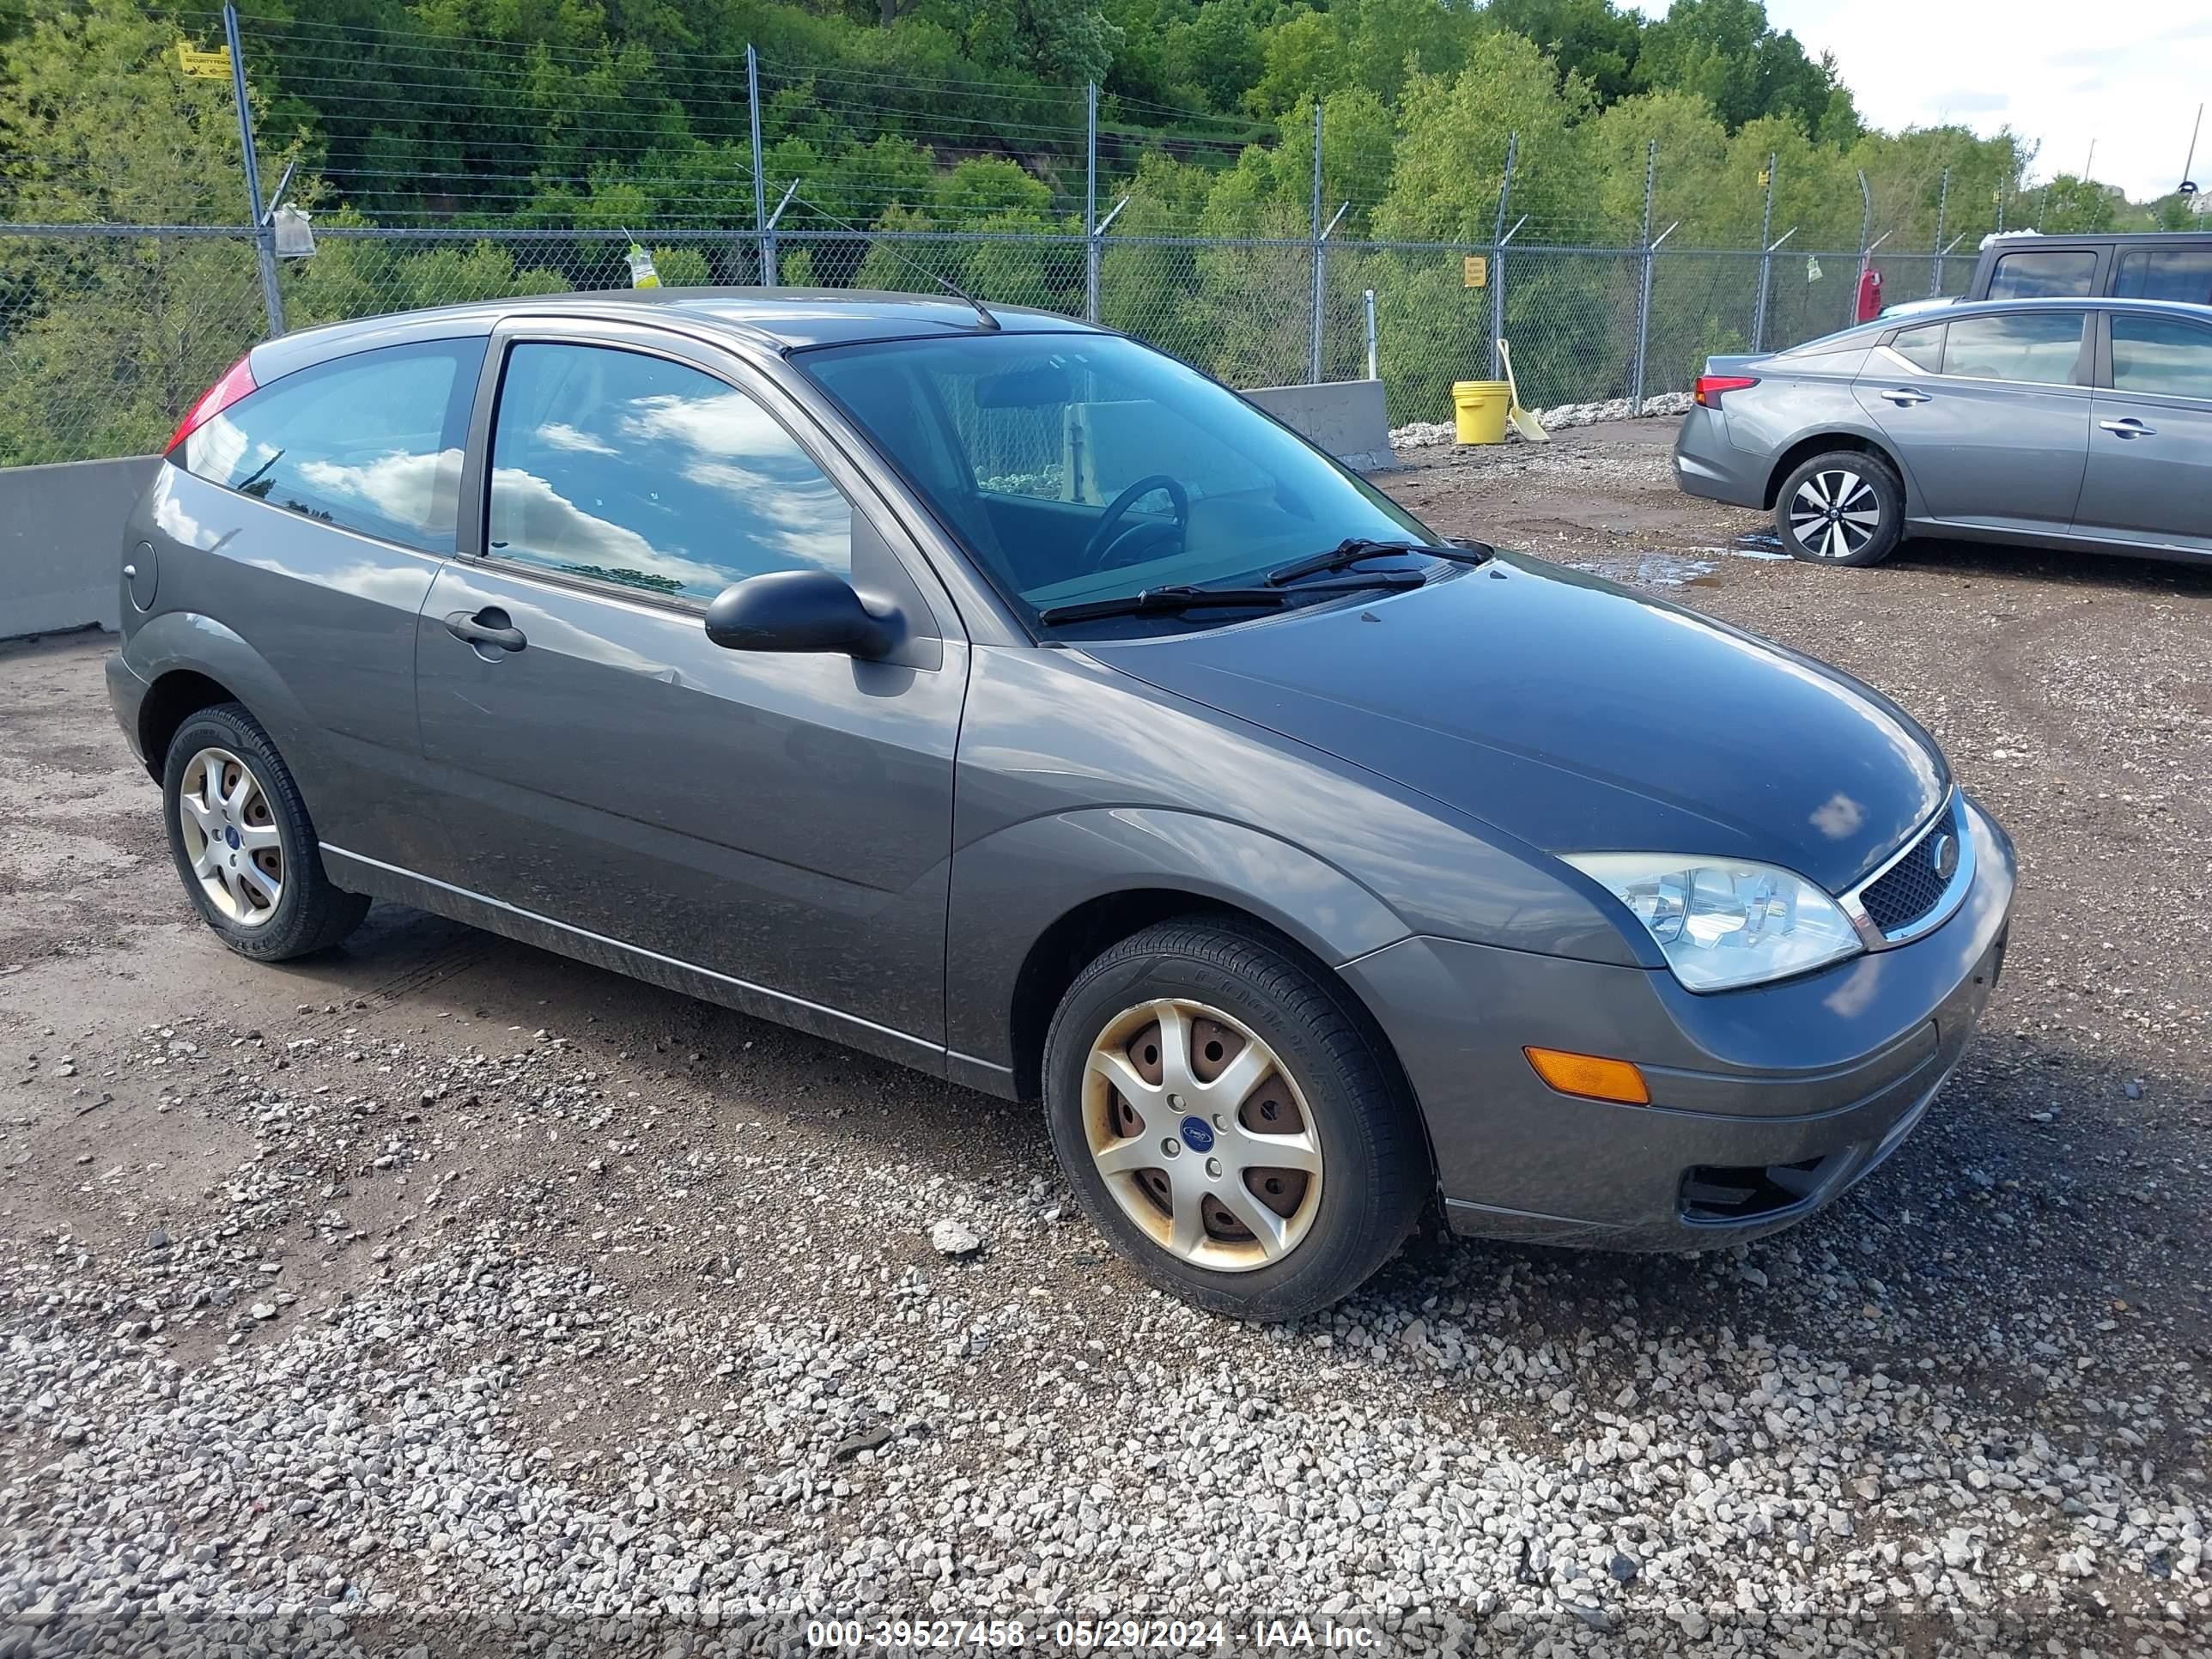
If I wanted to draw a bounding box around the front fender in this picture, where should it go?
[944,806,1411,1082]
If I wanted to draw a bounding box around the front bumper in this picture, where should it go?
[1672,405,1765,509]
[1345,794,2016,1249]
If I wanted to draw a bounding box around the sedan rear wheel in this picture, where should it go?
[1043,917,1427,1321]
[1775,449,1904,568]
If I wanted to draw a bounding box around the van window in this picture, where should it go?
[2112,246,2212,305]
[180,338,485,553]
[1986,249,2098,301]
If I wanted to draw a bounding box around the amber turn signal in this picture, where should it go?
[1522,1046,1650,1105]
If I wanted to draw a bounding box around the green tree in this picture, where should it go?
[1633,0,1850,137]
[1485,0,1641,106]
[0,0,295,462]
[1376,32,1591,242]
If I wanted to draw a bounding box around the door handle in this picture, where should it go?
[444,608,527,652]
[2098,416,2155,438]
[1878,387,1929,406]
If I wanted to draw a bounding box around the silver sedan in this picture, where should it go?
[1674,296,2212,567]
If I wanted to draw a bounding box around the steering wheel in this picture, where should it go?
[1084,474,1190,572]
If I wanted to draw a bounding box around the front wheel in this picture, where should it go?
[1774,450,1905,567]
[1042,918,1427,1321]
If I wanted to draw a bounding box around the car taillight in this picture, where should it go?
[164,355,257,456]
[1693,374,1758,408]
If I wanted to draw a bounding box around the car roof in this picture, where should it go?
[1905,296,2212,322]
[252,285,1103,380]
[1983,231,2212,248]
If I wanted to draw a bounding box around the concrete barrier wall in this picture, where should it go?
[1240,380,1395,471]
[1,456,159,639]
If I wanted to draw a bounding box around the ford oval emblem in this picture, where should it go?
[1929,831,1959,884]
[1179,1115,1215,1153]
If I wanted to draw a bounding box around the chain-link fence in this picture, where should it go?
[0,6,2014,468]
[1,222,1970,468]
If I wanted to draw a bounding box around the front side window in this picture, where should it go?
[799,332,1430,627]
[2110,313,2212,398]
[180,337,484,552]
[485,343,852,602]
[2112,247,2212,305]
[1939,312,2086,385]
[1987,249,2098,301]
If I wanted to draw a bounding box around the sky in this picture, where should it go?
[1627,2,2212,203]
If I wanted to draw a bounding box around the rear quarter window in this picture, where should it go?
[180,337,487,553]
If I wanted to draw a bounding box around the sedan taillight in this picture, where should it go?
[164,355,257,456]
[1693,374,1758,408]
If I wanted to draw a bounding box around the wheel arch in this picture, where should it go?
[122,611,313,778]
[1005,891,1439,1211]
[1762,430,1909,512]
[136,668,240,781]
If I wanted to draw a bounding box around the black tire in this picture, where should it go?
[161,702,369,962]
[1773,448,1905,567]
[1042,916,1428,1321]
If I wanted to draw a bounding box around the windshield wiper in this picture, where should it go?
[1265,535,1493,587]
[1036,572,1422,627]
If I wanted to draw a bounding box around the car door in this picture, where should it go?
[1855,309,2093,532]
[2071,309,2212,556]
[155,332,486,876]
[414,318,969,1057]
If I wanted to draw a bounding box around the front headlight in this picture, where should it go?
[1560,854,1862,992]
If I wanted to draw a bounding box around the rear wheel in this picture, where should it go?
[1042,918,1426,1321]
[1774,450,1904,567]
[162,703,369,961]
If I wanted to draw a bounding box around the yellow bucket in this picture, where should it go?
[1451,380,1510,445]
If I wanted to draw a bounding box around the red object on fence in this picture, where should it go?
[1856,264,1885,324]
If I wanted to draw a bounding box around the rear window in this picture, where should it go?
[180,338,486,553]
[2112,246,2212,305]
[1987,249,2098,301]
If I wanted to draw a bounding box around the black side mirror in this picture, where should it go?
[703,569,900,657]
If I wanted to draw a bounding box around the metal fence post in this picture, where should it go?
[1085,82,1100,323]
[748,46,773,285]
[1631,140,1656,412]
[1308,100,1324,382]
[1751,152,1776,352]
[1930,168,1949,295]
[1851,168,1873,327]
[223,3,283,336]
[1488,132,1516,381]
[1364,288,1377,382]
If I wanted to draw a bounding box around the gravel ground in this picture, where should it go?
[3,428,2209,1656]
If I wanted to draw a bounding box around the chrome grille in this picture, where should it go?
[1858,800,1961,937]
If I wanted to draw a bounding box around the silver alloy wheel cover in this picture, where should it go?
[1790,468,1882,559]
[177,746,284,929]
[1082,997,1324,1273]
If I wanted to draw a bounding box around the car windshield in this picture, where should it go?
[797,331,1436,629]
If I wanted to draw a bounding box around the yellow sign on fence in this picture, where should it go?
[1462,254,1487,289]
[177,42,234,79]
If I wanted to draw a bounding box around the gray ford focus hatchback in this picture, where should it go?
[108,289,2015,1319]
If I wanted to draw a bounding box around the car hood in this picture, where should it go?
[1079,555,1949,896]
